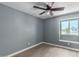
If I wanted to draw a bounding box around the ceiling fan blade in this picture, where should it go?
[51,7,64,11]
[46,2,54,7]
[46,2,51,8]
[39,11,46,15]
[33,6,46,10]
[51,2,54,7]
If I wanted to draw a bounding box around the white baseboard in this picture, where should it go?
[7,42,79,57]
[7,42,44,57]
[43,42,79,52]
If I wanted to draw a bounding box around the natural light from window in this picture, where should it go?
[60,19,78,35]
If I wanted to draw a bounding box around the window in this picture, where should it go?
[70,20,78,34]
[61,20,69,34]
[60,19,78,35]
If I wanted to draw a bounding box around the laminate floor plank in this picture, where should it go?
[13,44,79,57]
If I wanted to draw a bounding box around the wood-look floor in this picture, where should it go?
[13,44,79,57]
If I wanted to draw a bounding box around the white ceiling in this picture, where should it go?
[1,2,79,19]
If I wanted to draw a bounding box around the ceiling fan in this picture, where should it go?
[33,2,64,15]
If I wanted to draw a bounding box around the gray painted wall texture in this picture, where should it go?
[1,3,79,57]
[45,12,79,49]
[0,4,43,56]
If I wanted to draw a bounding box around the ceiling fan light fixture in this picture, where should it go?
[33,2,64,15]
[47,10,53,16]
[47,11,50,15]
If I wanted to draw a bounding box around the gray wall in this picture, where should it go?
[45,12,79,49]
[0,4,43,56]
[1,2,79,57]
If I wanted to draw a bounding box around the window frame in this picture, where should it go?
[60,20,69,35]
[70,19,78,35]
[59,18,79,44]
[60,18,79,35]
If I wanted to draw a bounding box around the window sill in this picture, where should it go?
[61,34,78,36]
[59,40,79,44]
